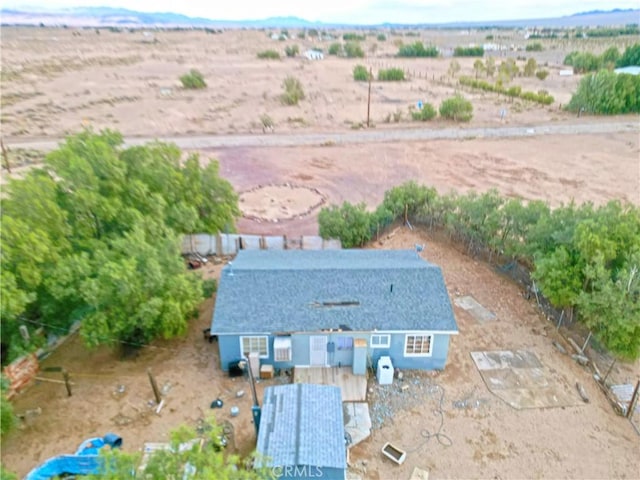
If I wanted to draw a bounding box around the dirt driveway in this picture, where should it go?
[2,227,638,479]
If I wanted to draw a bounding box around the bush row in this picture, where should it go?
[566,69,640,114]
[459,76,554,105]
[318,182,640,359]
[454,46,484,57]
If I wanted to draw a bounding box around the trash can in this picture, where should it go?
[377,356,394,385]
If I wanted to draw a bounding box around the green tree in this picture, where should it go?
[525,42,544,52]
[1,130,240,358]
[318,202,372,248]
[473,58,486,79]
[87,417,273,480]
[485,57,496,77]
[1,379,16,437]
[523,58,538,76]
[616,43,640,67]
[448,59,461,78]
[439,95,473,121]
[601,46,621,67]
[397,42,438,57]
[567,70,640,114]
[577,251,640,360]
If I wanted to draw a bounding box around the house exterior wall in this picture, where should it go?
[275,465,344,480]
[217,332,451,372]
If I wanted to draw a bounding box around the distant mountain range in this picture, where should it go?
[1,6,638,28]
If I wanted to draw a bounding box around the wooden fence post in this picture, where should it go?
[62,369,72,397]
[147,368,161,404]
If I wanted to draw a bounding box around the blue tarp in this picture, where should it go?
[24,434,122,480]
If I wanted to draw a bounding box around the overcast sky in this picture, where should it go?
[6,0,640,24]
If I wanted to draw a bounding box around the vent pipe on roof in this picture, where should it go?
[390,284,393,293]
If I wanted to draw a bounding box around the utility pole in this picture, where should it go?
[366,67,372,128]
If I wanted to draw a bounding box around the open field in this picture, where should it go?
[1,25,639,479]
[1,26,637,139]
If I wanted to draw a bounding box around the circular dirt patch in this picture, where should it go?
[239,184,325,222]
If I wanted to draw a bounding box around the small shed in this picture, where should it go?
[256,384,346,480]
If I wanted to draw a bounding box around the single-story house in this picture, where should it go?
[256,384,346,480]
[210,249,458,373]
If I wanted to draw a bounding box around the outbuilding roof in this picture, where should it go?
[256,384,346,470]
[211,249,458,334]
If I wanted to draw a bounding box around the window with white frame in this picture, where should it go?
[240,336,268,358]
[404,334,432,356]
[371,334,391,348]
[274,336,292,362]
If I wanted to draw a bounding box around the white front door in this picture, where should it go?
[309,336,327,366]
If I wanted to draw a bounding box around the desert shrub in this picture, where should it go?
[453,46,484,57]
[297,31,306,39]
[600,46,621,67]
[439,95,473,122]
[179,69,207,89]
[567,70,640,114]
[485,34,494,40]
[344,42,365,58]
[564,51,602,73]
[397,41,438,57]
[411,102,437,121]
[377,33,387,41]
[523,58,537,76]
[328,43,342,55]
[616,43,640,67]
[353,65,371,81]
[307,28,319,37]
[535,69,549,80]
[257,49,281,59]
[280,76,305,105]
[459,76,554,104]
[284,45,299,57]
[343,33,366,41]
[525,42,544,52]
[378,68,405,81]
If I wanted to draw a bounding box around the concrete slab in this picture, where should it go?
[344,402,372,448]
[410,467,430,480]
[454,296,496,322]
[471,350,582,410]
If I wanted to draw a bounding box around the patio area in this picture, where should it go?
[293,366,368,402]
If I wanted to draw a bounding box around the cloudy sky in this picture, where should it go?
[6,0,639,24]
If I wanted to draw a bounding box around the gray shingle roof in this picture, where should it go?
[211,249,458,334]
[257,384,346,470]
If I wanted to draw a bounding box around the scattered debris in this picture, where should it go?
[571,354,589,366]
[382,442,407,465]
[410,467,430,480]
[230,406,240,417]
[552,341,567,355]
[155,399,166,414]
[236,390,245,398]
[576,382,589,403]
[210,398,224,409]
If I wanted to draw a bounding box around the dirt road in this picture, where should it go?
[5,119,637,151]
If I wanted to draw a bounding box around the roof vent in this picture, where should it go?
[227,261,234,276]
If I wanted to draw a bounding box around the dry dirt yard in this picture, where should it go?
[1,24,639,480]
[2,227,639,479]
[1,26,635,139]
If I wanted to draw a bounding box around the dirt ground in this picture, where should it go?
[1,27,635,140]
[206,130,639,236]
[2,25,639,479]
[2,227,639,479]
